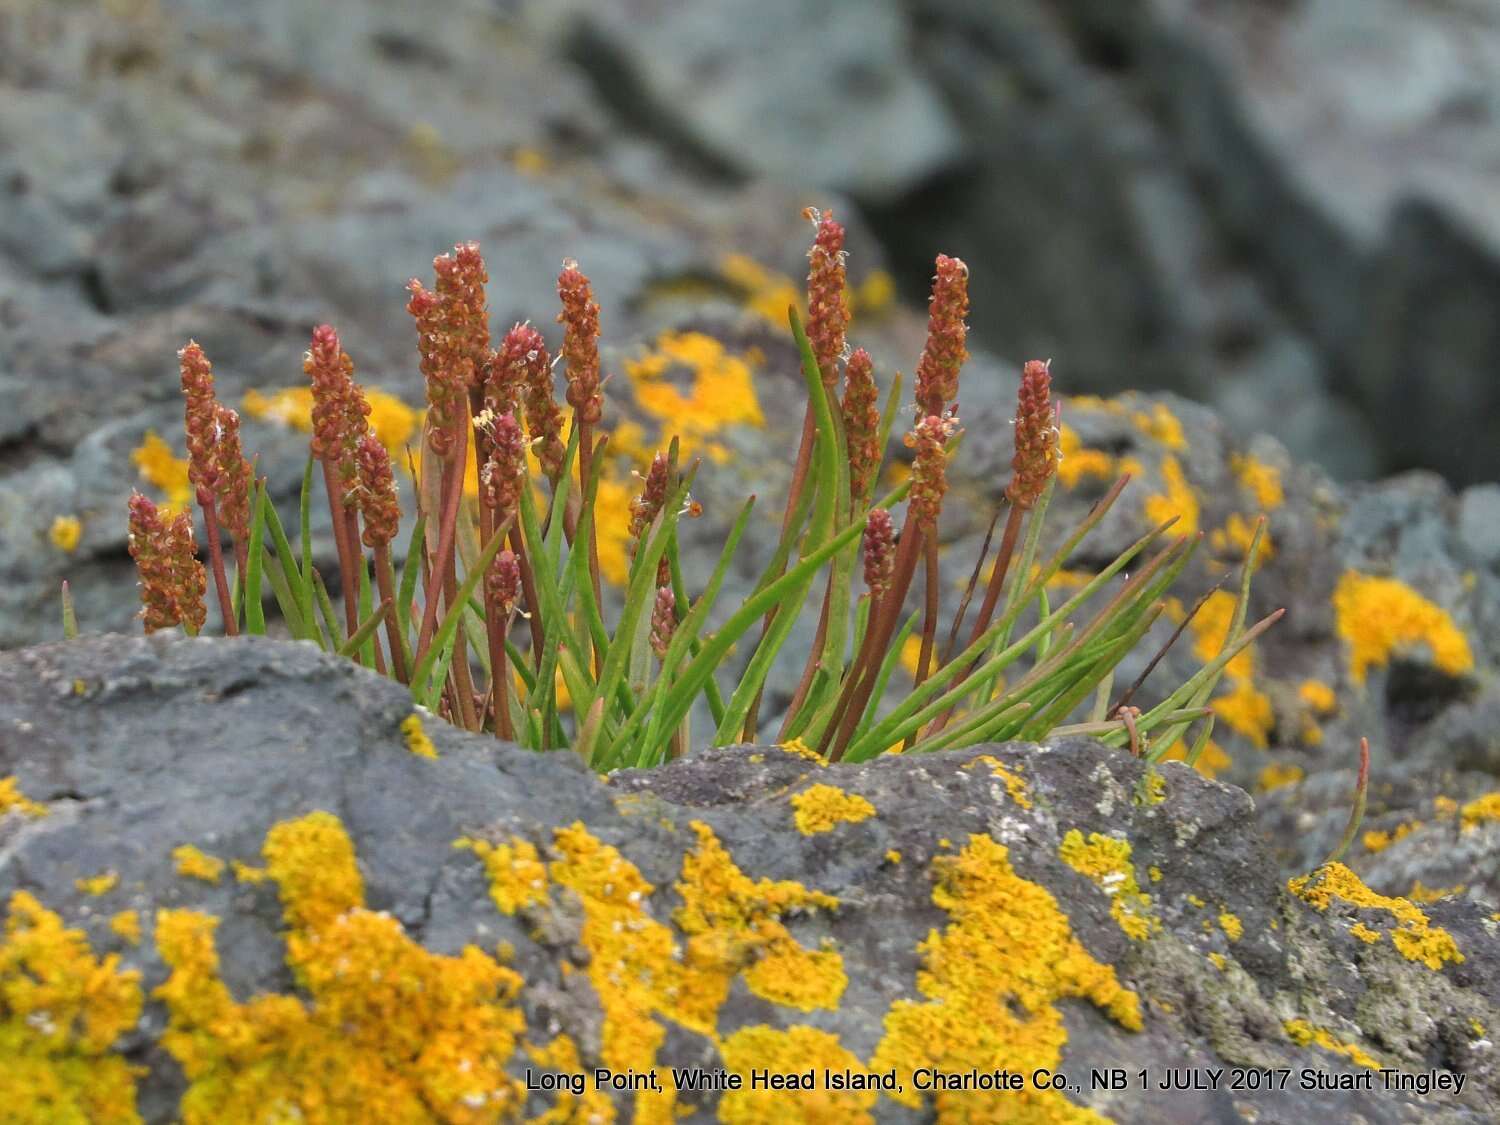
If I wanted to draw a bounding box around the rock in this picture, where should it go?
[1,633,1495,1121]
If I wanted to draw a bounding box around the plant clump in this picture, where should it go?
[110,211,1284,773]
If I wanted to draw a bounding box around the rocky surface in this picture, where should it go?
[1,633,1497,1122]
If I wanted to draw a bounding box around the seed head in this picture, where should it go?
[486,548,522,619]
[905,413,959,532]
[479,411,527,523]
[304,325,372,506]
[356,433,400,549]
[842,347,881,500]
[179,341,220,503]
[804,207,849,388]
[1006,360,1058,510]
[650,585,677,659]
[211,405,254,544]
[629,451,671,545]
[557,259,602,426]
[127,492,206,634]
[914,254,969,417]
[498,323,565,482]
[409,242,490,457]
[862,506,895,605]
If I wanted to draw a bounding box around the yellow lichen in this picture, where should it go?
[1187,589,1273,747]
[849,269,896,317]
[1058,830,1157,942]
[1056,423,1115,489]
[1186,895,1206,908]
[523,1034,617,1123]
[1332,571,1473,684]
[965,754,1033,809]
[155,811,527,1123]
[1132,403,1187,452]
[1211,680,1275,749]
[1218,913,1243,942]
[1408,881,1464,904]
[1460,793,1500,831]
[130,430,193,514]
[870,833,1140,1121]
[1257,763,1305,792]
[242,386,418,455]
[719,1025,876,1124]
[1148,866,1163,883]
[1288,863,1463,970]
[1230,454,1284,510]
[625,332,764,462]
[718,254,803,330]
[0,776,49,819]
[50,515,82,553]
[454,838,550,915]
[1143,455,1200,538]
[401,713,439,759]
[1208,952,1228,971]
[172,845,225,884]
[1,891,145,1123]
[1348,922,1381,945]
[1362,821,1419,854]
[791,784,877,836]
[1434,796,1459,818]
[1283,1019,1380,1070]
[1209,513,1273,567]
[1160,737,1231,779]
[230,861,268,884]
[885,850,902,865]
[109,911,142,947]
[75,872,119,897]
[776,737,826,765]
[1298,680,1337,714]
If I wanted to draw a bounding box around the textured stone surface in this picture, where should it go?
[1,633,1496,1121]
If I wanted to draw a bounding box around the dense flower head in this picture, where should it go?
[178,340,220,502]
[557,259,603,425]
[904,413,959,531]
[862,506,895,604]
[304,324,371,502]
[629,451,671,544]
[486,548,522,619]
[650,585,677,658]
[127,492,206,634]
[914,254,969,418]
[842,347,881,500]
[479,411,527,522]
[409,242,490,458]
[498,323,565,482]
[804,207,849,387]
[356,433,400,548]
[1006,360,1058,510]
[211,404,254,543]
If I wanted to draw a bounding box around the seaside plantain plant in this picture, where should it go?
[112,208,1290,773]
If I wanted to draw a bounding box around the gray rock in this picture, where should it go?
[0,633,1495,1121]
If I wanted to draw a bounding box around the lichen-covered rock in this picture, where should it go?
[1,634,1495,1122]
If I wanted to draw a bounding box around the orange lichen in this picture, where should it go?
[719,1025,876,1124]
[1288,863,1462,970]
[50,515,82,553]
[401,713,439,759]
[871,834,1140,1121]
[0,776,49,819]
[108,911,143,948]
[1407,882,1464,904]
[1460,793,1500,831]
[1142,455,1200,538]
[1218,913,1243,942]
[1298,680,1337,714]
[1160,737,1231,779]
[230,861,268,884]
[130,430,193,514]
[1283,1019,1380,1070]
[718,254,803,331]
[172,845,225,884]
[1332,571,1473,684]
[1,891,144,1123]
[523,1034,617,1123]
[1211,680,1275,749]
[75,872,119,897]
[1186,589,1273,747]
[1362,822,1419,853]
[965,754,1032,808]
[1257,763,1304,792]
[1230,454,1284,510]
[791,784,876,835]
[1348,922,1381,945]
[154,811,527,1123]
[1058,830,1157,941]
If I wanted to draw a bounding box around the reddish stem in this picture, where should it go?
[197,493,237,636]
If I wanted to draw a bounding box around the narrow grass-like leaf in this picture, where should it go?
[61,581,78,640]
[339,598,394,658]
[244,482,268,635]
[409,520,511,695]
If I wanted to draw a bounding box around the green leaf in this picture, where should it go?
[60,582,78,640]
[244,481,268,635]
[410,520,512,697]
